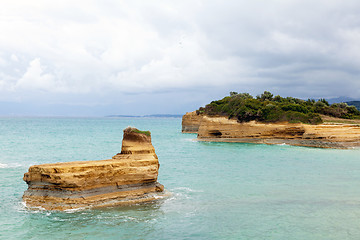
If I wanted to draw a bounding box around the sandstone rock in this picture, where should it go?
[182,111,203,133]
[193,115,360,149]
[23,127,166,211]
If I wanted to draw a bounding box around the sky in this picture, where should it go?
[1,0,360,116]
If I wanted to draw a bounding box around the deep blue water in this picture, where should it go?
[0,117,360,239]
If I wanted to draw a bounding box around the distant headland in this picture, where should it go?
[182,91,360,149]
[106,114,183,118]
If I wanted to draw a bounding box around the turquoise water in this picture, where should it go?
[1,117,360,239]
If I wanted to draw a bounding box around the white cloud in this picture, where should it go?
[10,54,18,62]
[0,0,360,114]
[16,58,59,92]
[0,54,6,66]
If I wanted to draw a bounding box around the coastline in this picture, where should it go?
[182,111,360,149]
[197,137,360,149]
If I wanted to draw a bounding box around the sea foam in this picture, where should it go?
[0,163,8,168]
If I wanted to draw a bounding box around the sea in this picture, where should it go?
[1,117,360,240]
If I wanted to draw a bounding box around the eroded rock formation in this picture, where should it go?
[182,111,203,133]
[183,114,360,148]
[23,127,165,211]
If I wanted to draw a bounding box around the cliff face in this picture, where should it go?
[182,111,203,133]
[194,116,360,148]
[23,127,165,211]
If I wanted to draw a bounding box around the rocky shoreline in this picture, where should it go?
[182,111,360,149]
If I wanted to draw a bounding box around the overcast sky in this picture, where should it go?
[1,0,360,116]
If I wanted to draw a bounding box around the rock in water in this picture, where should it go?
[182,111,203,133]
[195,116,360,148]
[22,127,165,211]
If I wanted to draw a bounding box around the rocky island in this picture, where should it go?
[183,92,360,148]
[23,127,165,211]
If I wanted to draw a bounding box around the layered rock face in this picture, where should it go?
[23,127,165,211]
[182,111,203,133]
[195,116,360,148]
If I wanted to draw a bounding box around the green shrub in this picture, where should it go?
[197,91,360,124]
[131,129,151,136]
[281,104,308,114]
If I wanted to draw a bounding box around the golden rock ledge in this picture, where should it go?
[23,127,167,211]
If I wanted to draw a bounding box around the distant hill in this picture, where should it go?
[323,97,360,110]
[143,114,183,118]
[346,101,360,110]
[326,96,358,104]
[106,115,138,118]
[106,114,183,118]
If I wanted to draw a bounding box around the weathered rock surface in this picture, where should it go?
[23,127,165,211]
[182,111,203,133]
[184,115,360,148]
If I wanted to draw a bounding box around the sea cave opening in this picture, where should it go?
[208,130,222,137]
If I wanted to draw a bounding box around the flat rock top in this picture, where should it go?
[123,127,151,143]
[28,127,155,171]
[28,158,121,168]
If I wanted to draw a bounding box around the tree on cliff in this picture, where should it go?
[199,91,360,124]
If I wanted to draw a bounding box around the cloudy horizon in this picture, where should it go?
[1,0,360,116]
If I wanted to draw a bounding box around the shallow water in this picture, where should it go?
[0,117,360,239]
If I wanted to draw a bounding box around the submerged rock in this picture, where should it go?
[23,127,165,211]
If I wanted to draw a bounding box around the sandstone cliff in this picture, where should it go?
[182,111,203,133]
[182,113,360,148]
[23,127,165,211]
[196,116,360,148]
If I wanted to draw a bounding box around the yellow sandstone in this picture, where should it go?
[182,111,360,148]
[23,127,165,211]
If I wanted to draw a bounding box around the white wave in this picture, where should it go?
[161,187,203,203]
[184,138,197,142]
[20,201,47,212]
[20,201,27,209]
[0,163,8,168]
[349,146,360,150]
[144,218,158,223]
[163,192,191,203]
[20,200,88,213]
[149,191,170,200]
[172,187,203,193]
[64,207,88,213]
[13,201,28,213]
[0,162,29,169]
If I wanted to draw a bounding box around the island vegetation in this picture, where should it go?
[196,91,360,124]
[128,128,151,136]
